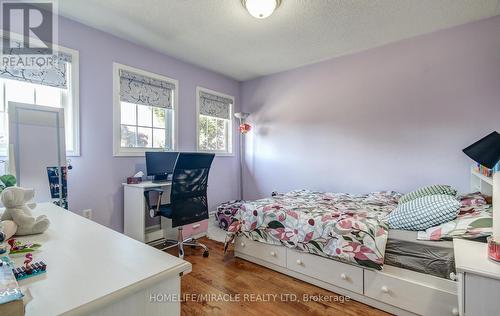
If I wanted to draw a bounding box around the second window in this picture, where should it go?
[196,87,233,154]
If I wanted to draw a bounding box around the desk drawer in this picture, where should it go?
[287,250,363,294]
[164,219,209,240]
[183,219,208,239]
[235,237,286,267]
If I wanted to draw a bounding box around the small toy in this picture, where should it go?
[11,253,46,281]
[7,238,41,254]
[24,253,33,269]
[0,186,50,235]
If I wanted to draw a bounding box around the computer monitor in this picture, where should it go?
[145,152,179,183]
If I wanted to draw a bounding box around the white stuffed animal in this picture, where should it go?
[0,187,50,236]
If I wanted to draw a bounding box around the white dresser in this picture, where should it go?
[454,238,500,316]
[7,203,191,315]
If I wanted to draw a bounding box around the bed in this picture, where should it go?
[226,190,400,270]
[225,178,492,316]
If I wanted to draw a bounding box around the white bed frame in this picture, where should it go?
[234,172,492,316]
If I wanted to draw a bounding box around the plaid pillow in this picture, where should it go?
[389,194,460,231]
[399,185,458,204]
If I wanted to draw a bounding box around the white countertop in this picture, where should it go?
[122,181,171,188]
[5,202,191,315]
[454,238,500,281]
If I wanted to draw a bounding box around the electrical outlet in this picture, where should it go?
[82,209,92,220]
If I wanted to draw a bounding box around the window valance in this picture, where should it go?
[119,69,175,109]
[0,39,72,88]
[199,91,232,120]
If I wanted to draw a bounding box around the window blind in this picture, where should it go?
[119,69,175,109]
[0,39,72,88]
[199,91,232,120]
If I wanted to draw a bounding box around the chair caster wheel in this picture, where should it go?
[203,251,209,257]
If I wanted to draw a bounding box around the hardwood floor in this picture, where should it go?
[166,237,390,316]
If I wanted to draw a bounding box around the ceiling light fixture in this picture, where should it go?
[242,0,282,19]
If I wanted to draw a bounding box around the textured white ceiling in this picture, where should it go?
[58,0,500,81]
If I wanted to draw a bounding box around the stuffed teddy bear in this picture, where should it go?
[0,187,50,236]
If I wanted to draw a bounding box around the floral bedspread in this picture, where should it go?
[225,190,401,270]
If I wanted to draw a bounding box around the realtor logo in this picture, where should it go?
[1,0,56,55]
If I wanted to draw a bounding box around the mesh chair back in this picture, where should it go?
[170,153,215,227]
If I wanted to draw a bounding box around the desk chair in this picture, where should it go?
[144,152,215,259]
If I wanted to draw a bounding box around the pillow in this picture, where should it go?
[399,185,457,204]
[388,194,460,231]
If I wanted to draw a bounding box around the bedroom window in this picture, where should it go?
[0,46,79,156]
[196,87,234,155]
[113,63,178,156]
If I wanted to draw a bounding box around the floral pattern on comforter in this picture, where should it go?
[417,193,492,241]
[226,190,401,270]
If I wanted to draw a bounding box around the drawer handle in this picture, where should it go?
[270,251,276,257]
[192,224,201,229]
[451,308,459,316]
[296,259,302,265]
[381,286,389,294]
[340,273,347,280]
[240,242,245,247]
[449,272,456,281]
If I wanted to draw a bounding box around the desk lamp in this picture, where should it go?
[463,131,500,261]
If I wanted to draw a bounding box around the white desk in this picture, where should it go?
[7,202,191,316]
[123,181,209,244]
[123,181,172,243]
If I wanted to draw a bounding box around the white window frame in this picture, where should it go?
[113,62,178,157]
[196,86,234,156]
[0,30,80,156]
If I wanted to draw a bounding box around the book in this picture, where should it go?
[0,256,23,310]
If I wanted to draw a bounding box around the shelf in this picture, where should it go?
[471,168,493,185]
[471,185,481,192]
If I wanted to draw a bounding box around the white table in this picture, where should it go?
[454,238,500,316]
[6,202,191,316]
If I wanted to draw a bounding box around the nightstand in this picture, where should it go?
[454,238,500,316]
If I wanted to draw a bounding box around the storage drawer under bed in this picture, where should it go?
[234,237,459,316]
[364,268,459,316]
[235,237,287,267]
[235,237,364,295]
[287,249,364,294]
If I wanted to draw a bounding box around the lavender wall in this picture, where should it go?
[241,16,500,200]
[57,17,240,231]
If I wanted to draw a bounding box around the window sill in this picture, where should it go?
[67,150,81,157]
[114,148,176,157]
[114,149,235,157]
[213,153,235,157]
[114,152,147,157]
[197,150,235,157]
